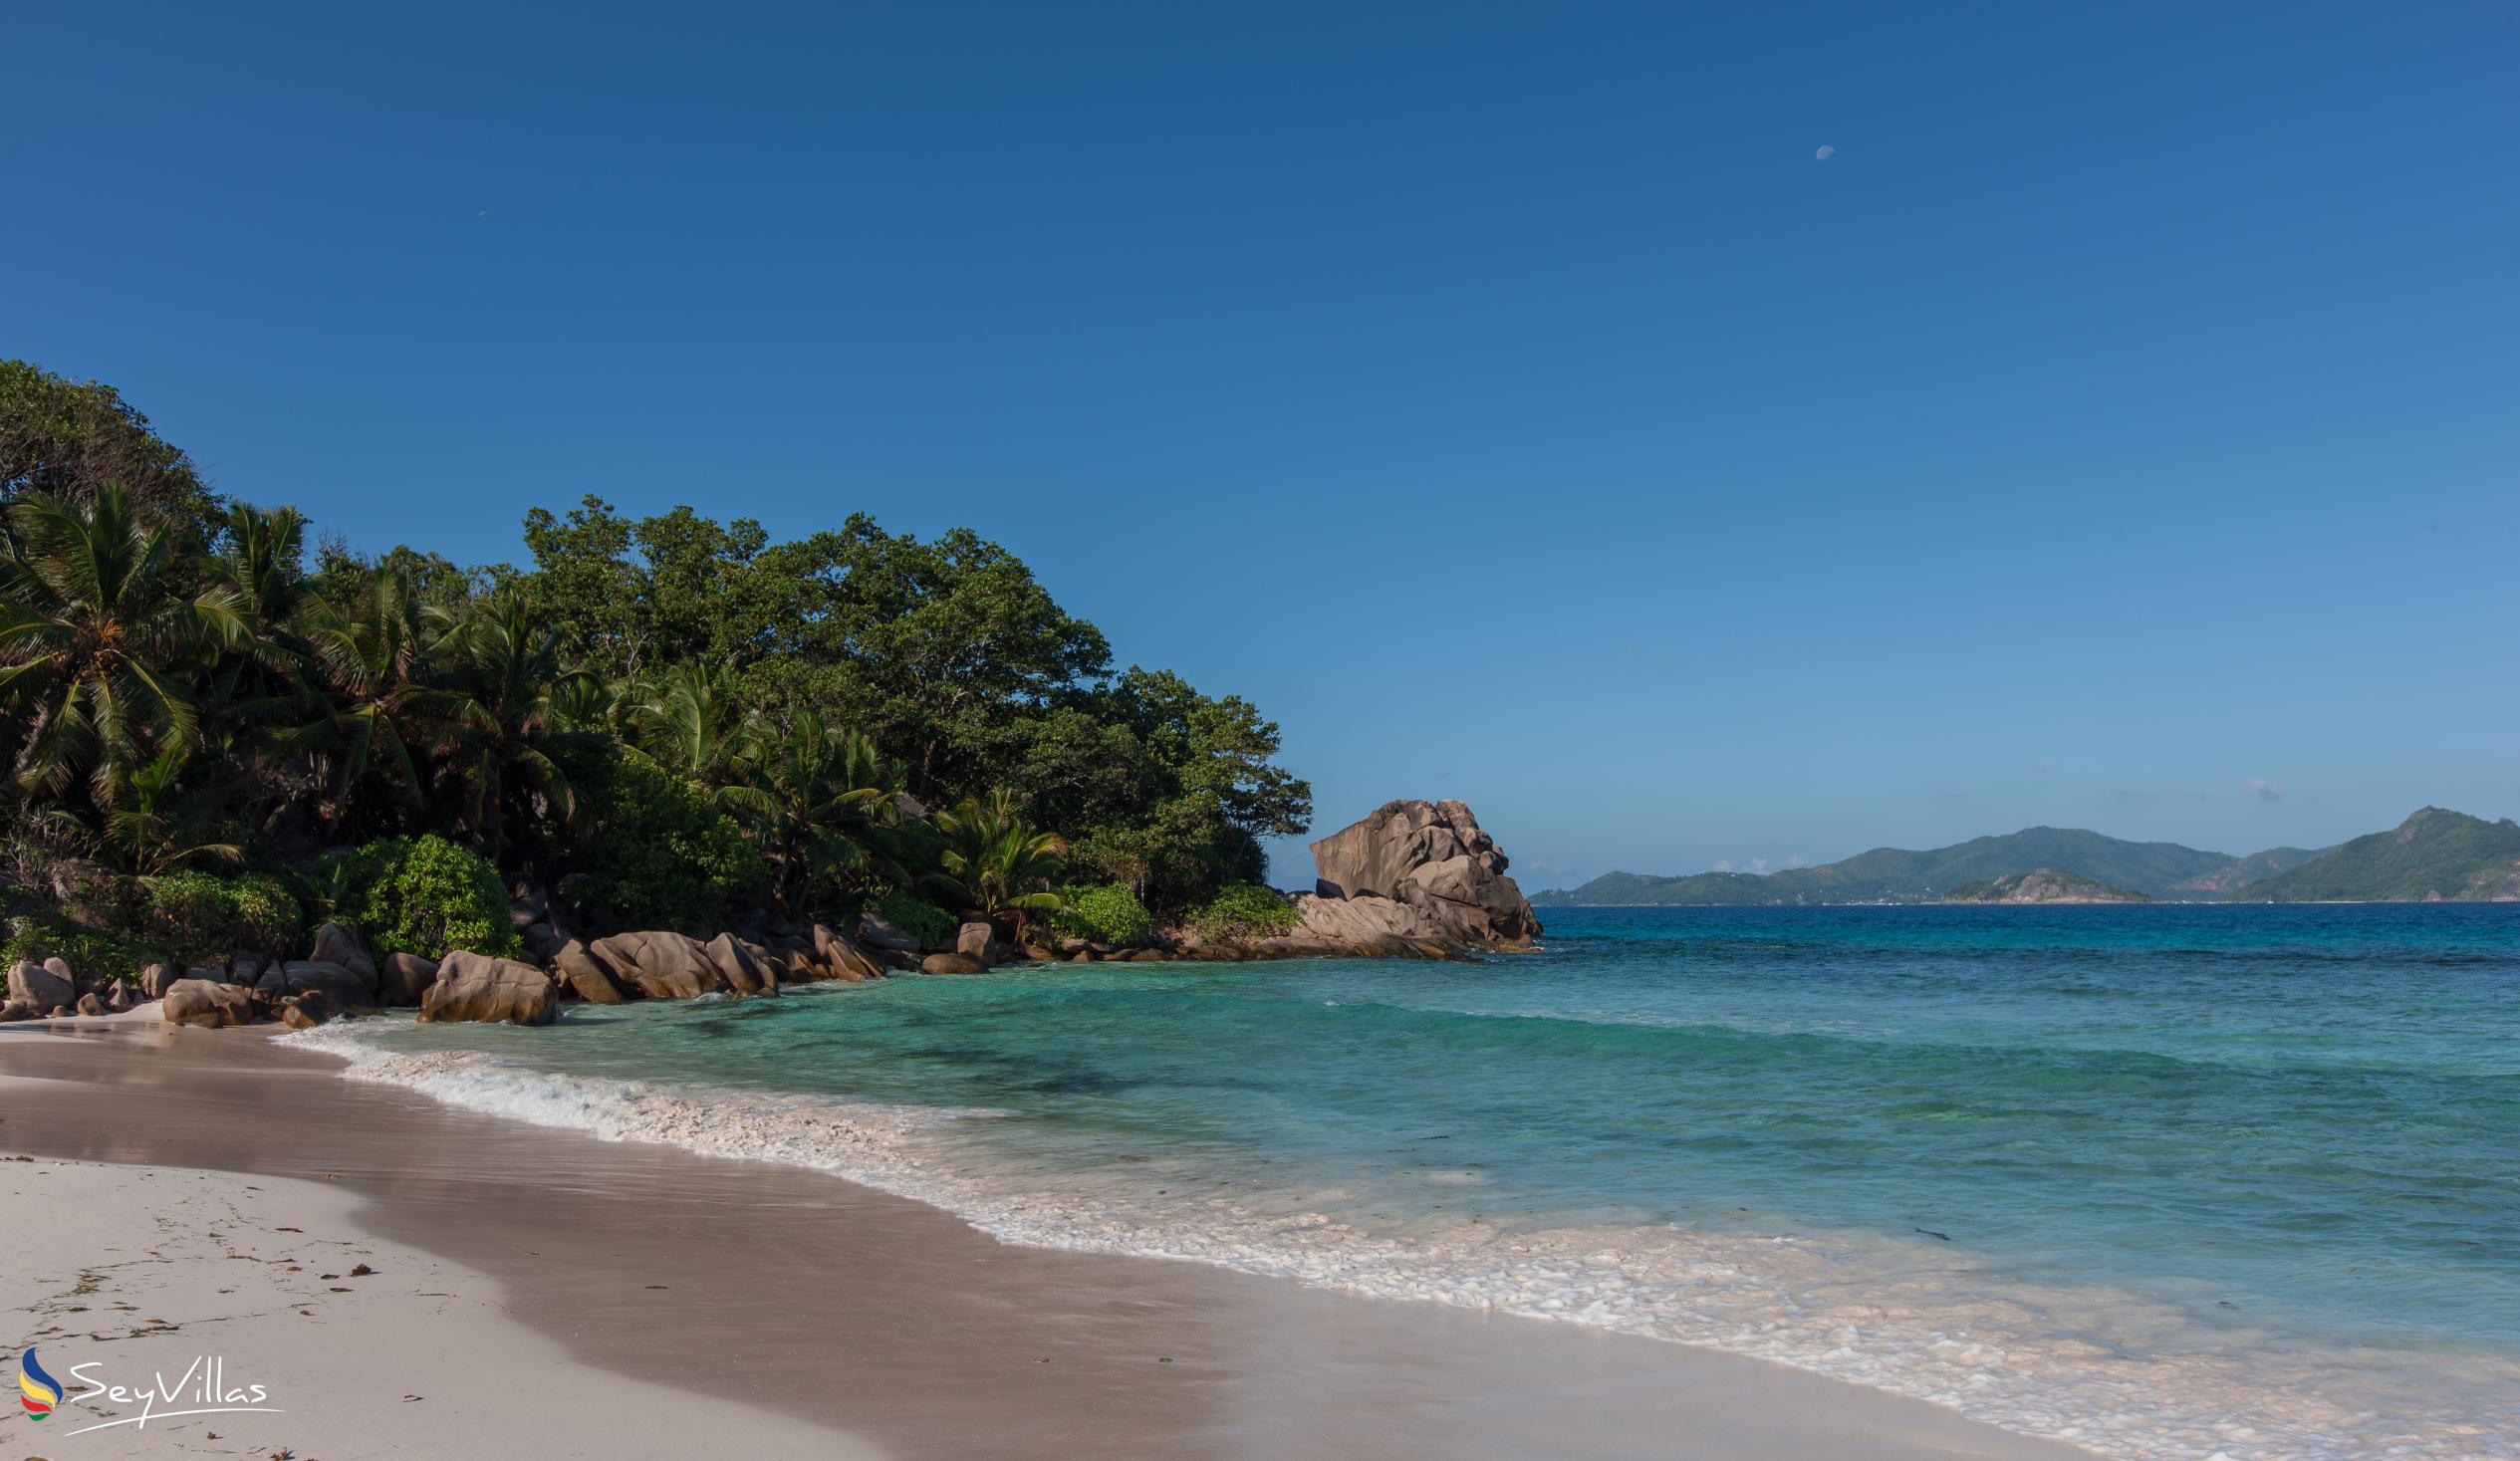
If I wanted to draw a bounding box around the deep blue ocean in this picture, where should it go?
[306,904,2520,1459]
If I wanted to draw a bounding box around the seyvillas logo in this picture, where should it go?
[17,1346,62,1420]
[15,1350,285,1435]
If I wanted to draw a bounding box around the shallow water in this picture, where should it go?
[298,904,2520,1459]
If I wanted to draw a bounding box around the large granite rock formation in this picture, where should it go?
[378,952,439,1007]
[277,960,380,1012]
[589,931,725,1000]
[309,922,378,992]
[8,959,75,1011]
[161,979,255,1029]
[419,951,558,1026]
[1302,800,1542,950]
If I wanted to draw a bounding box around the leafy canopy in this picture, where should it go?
[0,364,1314,968]
[331,834,518,960]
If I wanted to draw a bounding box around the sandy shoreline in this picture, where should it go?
[0,1147,878,1459]
[3,1021,2093,1460]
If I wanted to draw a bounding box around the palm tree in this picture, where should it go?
[94,745,242,874]
[268,568,433,832]
[549,670,630,736]
[414,594,593,865]
[630,661,748,789]
[0,484,249,802]
[215,501,313,641]
[199,501,323,790]
[726,711,913,911]
[934,788,1067,933]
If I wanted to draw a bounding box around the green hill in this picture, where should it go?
[1942,868,2151,903]
[1534,827,2234,905]
[2231,808,2520,902]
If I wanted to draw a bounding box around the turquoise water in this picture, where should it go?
[307,905,2520,1458]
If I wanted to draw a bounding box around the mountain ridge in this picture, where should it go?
[1536,811,2517,905]
[2232,808,2520,902]
[1535,826,2238,905]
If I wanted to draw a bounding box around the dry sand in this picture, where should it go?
[2,1019,2097,1460]
[0,1149,880,1458]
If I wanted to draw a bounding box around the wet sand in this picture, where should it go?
[1,1021,2096,1460]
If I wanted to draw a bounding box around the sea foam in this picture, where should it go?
[285,1021,2518,1461]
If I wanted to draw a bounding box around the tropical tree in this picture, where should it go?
[201,502,324,781]
[93,746,242,874]
[934,788,1067,930]
[214,502,314,638]
[725,710,917,910]
[0,365,1324,955]
[414,595,593,864]
[1,360,220,531]
[0,484,249,803]
[269,568,434,833]
[549,670,629,736]
[630,661,749,789]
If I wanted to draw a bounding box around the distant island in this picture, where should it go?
[1537,808,2520,906]
[2235,807,2520,902]
[1940,869,2150,904]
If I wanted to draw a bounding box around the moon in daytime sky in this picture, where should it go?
[1815,144,1835,160]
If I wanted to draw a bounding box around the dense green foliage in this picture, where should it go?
[332,835,518,958]
[143,870,306,960]
[1052,882,1154,945]
[2235,809,2520,902]
[1,361,219,535]
[868,893,956,950]
[1,915,160,985]
[936,789,1066,923]
[0,362,1309,969]
[1,868,304,980]
[516,496,1309,902]
[1190,882,1300,939]
[721,711,922,912]
[553,743,767,931]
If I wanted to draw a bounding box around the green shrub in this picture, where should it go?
[144,872,228,956]
[0,869,305,982]
[1190,882,1298,940]
[335,835,518,959]
[57,866,149,932]
[555,745,767,930]
[1071,809,1270,921]
[228,875,301,947]
[143,871,305,963]
[1,914,165,985]
[869,892,956,950]
[1051,882,1153,945]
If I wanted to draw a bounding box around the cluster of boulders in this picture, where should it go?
[980,924,1173,970]
[0,937,394,1030]
[144,896,966,1029]
[0,800,1541,1030]
[1,886,963,1031]
[3,955,147,1021]
[146,927,438,1031]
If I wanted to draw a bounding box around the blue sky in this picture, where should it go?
[8,2,2515,887]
